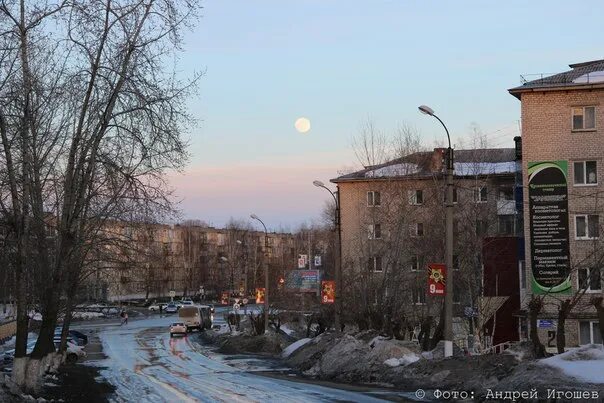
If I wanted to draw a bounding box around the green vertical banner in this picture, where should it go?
[527,161,572,294]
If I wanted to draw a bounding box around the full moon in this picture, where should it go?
[294,117,311,133]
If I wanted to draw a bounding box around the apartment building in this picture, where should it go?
[82,222,296,302]
[331,147,520,339]
[509,59,604,347]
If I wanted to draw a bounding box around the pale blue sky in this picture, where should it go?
[172,0,604,229]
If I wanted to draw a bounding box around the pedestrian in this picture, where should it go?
[120,310,128,326]
[159,304,163,314]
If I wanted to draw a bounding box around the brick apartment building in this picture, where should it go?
[509,59,604,347]
[332,147,521,344]
[81,222,296,302]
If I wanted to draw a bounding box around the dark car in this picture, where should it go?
[54,327,88,346]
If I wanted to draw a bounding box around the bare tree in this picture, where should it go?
[0,0,201,393]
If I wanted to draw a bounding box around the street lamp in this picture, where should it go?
[236,240,246,296]
[313,180,342,332]
[419,104,455,358]
[250,213,270,333]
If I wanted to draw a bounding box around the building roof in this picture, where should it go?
[509,59,604,99]
[331,148,516,183]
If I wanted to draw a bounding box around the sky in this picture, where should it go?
[170,0,604,230]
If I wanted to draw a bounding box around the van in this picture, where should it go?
[178,305,213,332]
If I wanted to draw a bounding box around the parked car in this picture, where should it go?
[54,327,88,346]
[56,340,87,363]
[148,303,167,312]
[165,303,178,314]
[169,322,187,337]
[4,339,86,364]
[179,300,194,308]
[3,340,36,362]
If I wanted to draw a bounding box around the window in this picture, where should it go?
[412,285,426,304]
[579,321,602,345]
[410,256,421,271]
[367,191,381,206]
[368,256,383,272]
[498,215,514,235]
[368,224,382,239]
[443,187,458,204]
[498,186,514,201]
[476,219,488,236]
[578,268,601,292]
[575,215,599,239]
[572,106,596,131]
[412,223,424,237]
[474,186,487,203]
[574,161,598,185]
[409,189,423,205]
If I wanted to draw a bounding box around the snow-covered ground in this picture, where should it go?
[541,344,604,384]
[87,312,394,402]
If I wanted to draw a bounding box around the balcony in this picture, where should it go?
[497,199,515,215]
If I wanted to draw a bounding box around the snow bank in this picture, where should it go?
[282,338,311,358]
[383,353,420,367]
[72,311,105,320]
[541,344,604,384]
[280,324,295,336]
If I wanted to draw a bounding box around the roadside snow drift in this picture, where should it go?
[541,344,604,384]
[282,338,311,358]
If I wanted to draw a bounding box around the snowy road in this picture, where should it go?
[87,313,407,402]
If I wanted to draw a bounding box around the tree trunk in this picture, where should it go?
[556,300,570,354]
[430,305,446,350]
[528,296,546,358]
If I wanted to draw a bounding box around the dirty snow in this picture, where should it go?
[541,344,604,384]
[280,324,296,336]
[89,312,387,402]
[282,338,312,358]
[383,353,420,367]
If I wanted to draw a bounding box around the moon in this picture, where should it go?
[294,117,311,133]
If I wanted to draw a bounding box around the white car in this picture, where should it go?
[170,322,187,337]
[4,340,86,364]
[165,303,178,313]
[148,303,167,312]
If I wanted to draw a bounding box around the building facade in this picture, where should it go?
[509,59,604,347]
[82,222,296,302]
[332,147,521,344]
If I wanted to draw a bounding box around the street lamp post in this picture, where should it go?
[250,214,270,333]
[313,180,342,332]
[419,104,455,358]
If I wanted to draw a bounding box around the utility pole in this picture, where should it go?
[419,105,455,358]
[251,214,270,333]
[313,180,342,332]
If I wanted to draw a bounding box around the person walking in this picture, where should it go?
[120,310,128,326]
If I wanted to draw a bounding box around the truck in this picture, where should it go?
[178,305,212,332]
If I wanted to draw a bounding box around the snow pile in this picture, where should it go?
[72,311,105,320]
[541,344,604,384]
[383,353,420,367]
[280,324,295,336]
[282,338,311,358]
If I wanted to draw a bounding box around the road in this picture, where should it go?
[82,309,414,402]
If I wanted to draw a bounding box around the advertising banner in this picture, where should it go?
[255,288,265,304]
[286,270,320,292]
[427,263,446,296]
[528,161,572,295]
[321,280,335,304]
